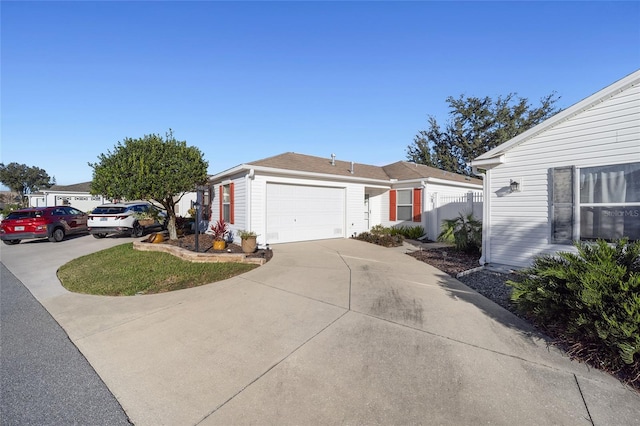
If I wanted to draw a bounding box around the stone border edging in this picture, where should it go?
[456,266,485,278]
[132,241,265,265]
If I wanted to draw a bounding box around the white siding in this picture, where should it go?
[175,192,196,217]
[265,183,345,243]
[487,83,640,267]
[366,188,387,230]
[383,181,482,241]
[244,174,366,245]
[210,173,247,241]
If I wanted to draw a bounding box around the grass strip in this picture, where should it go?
[57,243,257,296]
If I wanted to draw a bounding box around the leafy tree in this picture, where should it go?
[0,162,55,206]
[89,130,209,240]
[407,93,561,175]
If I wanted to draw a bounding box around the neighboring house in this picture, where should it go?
[26,182,203,220]
[209,152,482,245]
[26,182,109,212]
[471,69,640,269]
[0,191,21,209]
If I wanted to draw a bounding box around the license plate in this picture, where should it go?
[100,218,108,221]
[15,226,24,231]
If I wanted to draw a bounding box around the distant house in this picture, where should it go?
[209,152,482,245]
[27,182,108,212]
[471,69,640,269]
[27,182,203,219]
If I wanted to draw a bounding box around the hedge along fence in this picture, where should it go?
[507,239,640,386]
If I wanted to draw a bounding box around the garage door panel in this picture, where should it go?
[266,183,345,244]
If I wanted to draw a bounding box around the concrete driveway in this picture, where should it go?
[1,236,639,425]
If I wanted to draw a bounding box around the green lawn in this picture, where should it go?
[57,243,258,296]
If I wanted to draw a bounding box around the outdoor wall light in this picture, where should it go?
[510,179,520,193]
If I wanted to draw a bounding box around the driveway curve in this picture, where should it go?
[1,236,638,425]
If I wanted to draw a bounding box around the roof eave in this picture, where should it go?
[210,164,392,185]
[470,155,506,169]
[474,69,640,161]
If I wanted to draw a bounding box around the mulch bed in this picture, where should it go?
[162,233,273,262]
[408,247,482,277]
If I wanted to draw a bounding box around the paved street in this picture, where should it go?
[1,263,131,425]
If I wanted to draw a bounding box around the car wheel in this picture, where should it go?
[3,239,21,245]
[49,227,65,242]
[131,222,144,238]
[93,233,107,239]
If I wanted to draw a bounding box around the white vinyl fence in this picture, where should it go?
[426,192,483,241]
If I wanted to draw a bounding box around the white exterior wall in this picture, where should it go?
[424,182,483,241]
[486,84,640,268]
[27,195,46,207]
[210,169,483,245]
[211,173,248,241]
[174,192,197,218]
[38,192,107,212]
[366,188,388,230]
[244,174,368,245]
[383,181,482,241]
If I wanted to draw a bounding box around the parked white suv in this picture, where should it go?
[88,201,165,238]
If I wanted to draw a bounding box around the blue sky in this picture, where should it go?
[2,1,639,188]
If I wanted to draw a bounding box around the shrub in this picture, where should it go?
[393,225,425,240]
[508,239,640,380]
[206,219,229,241]
[1,203,20,217]
[437,213,482,253]
[370,224,392,235]
[354,225,404,247]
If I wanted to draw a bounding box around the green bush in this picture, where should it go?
[370,224,392,235]
[354,225,404,247]
[508,239,640,375]
[1,203,21,217]
[393,225,425,240]
[437,213,482,253]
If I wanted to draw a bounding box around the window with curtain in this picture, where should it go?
[222,184,231,222]
[579,162,640,241]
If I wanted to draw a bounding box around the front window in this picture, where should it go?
[222,184,231,222]
[579,162,640,241]
[396,190,413,221]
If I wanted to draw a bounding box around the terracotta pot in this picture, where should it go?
[213,239,226,251]
[241,236,257,254]
[150,233,165,244]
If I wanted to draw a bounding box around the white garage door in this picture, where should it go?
[266,183,345,244]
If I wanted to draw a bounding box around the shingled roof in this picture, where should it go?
[245,152,481,184]
[47,182,93,192]
[382,161,481,184]
[248,152,390,180]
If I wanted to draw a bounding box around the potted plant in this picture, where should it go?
[207,219,229,251]
[133,210,160,227]
[238,230,258,254]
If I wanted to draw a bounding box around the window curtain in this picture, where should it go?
[580,163,640,240]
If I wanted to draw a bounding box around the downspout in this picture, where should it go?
[472,166,489,266]
[421,180,427,237]
[247,169,254,244]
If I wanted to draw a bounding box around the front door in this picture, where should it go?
[364,194,370,230]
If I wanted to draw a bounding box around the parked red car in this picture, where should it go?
[0,206,88,245]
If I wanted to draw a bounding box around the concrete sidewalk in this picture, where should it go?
[2,237,639,425]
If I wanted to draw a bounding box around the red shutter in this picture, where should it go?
[219,185,223,220]
[389,190,396,221]
[229,182,235,224]
[413,188,422,222]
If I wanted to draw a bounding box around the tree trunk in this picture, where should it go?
[161,199,178,240]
